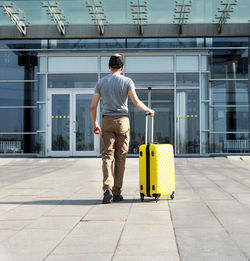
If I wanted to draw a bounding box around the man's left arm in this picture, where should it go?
[90,92,101,135]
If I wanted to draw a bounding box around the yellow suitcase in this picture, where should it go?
[139,114,175,202]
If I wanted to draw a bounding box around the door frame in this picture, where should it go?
[72,90,100,157]
[47,89,100,157]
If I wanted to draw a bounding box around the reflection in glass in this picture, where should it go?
[201,73,209,100]
[0,82,37,106]
[212,38,248,48]
[52,95,70,151]
[0,40,43,49]
[100,73,110,79]
[210,49,248,79]
[38,104,46,131]
[176,73,199,87]
[125,56,174,73]
[125,73,174,88]
[211,81,249,105]
[212,107,249,132]
[151,90,174,146]
[0,108,37,132]
[48,74,98,88]
[48,57,98,73]
[75,94,94,151]
[176,56,199,72]
[176,90,200,154]
[127,38,204,49]
[210,133,250,153]
[101,57,110,73]
[48,39,125,49]
[201,132,209,154]
[38,75,46,101]
[0,134,42,154]
[201,102,209,130]
[39,57,46,73]
[129,90,148,154]
[0,52,38,80]
[201,56,208,71]
[37,133,46,155]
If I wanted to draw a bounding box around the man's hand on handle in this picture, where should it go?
[147,109,155,117]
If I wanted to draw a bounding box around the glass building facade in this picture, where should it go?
[0,37,249,156]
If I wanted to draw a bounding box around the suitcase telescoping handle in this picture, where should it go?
[145,112,154,144]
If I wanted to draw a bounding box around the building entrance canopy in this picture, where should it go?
[0,0,249,38]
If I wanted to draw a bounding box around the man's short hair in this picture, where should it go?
[109,54,124,69]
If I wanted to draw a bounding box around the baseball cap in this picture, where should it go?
[109,54,124,69]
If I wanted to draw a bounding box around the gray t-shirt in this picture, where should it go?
[94,73,135,116]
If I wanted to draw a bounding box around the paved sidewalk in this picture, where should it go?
[0,157,250,260]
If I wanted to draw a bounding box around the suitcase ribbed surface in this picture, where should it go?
[151,144,175,196]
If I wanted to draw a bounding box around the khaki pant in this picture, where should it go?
[101,115,130,195]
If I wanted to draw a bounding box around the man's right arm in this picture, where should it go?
[90,92,101,135]
[128,88,155,116]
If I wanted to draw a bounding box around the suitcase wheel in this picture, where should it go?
[140,193,144,202]
[170,191,175,200]
[153,194,160,203]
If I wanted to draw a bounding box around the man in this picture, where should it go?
[91,54,154,204]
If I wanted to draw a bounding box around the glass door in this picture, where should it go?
[47,90,98,156]
[176,90,200,154]
[73,92,98,156]
[151,90,174,145]
[128,88,175,154]
[48,91,72,156]
[129,90,148,154]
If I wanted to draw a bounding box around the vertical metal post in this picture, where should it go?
[199,54,202,155]
[174,54,177,155]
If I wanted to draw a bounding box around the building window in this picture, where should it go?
[48,74,98,89]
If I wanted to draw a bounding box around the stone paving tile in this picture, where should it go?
[126,200,172,225]
[43,204,94,218]
[194,187,233,201]
[0,230,18,244]
[45,253,113,261]
[172,188,201,202]
[174,176,192,189]
[207,199,250,216]
[26,217,80,231]
[206,200,250,236]
[114,223,178,257]
[232,192,250,209]
[82,201,132,222]
[0,188,49,197]
[52,221,124,255]
[211,179,250,194]
[0,203,20,217]
[211,212,250,235]
[175,228,248,261]
[0,157,250,260]
[205,174,228,181]
[0,220,31,230]
[0,229,67,260]
[113,255,180,261]
[184,175,217,188]
[0,204,59,221]
[230,233,250,259]
[169,201,222,229]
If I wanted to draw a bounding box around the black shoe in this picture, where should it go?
[113,195,124,202]
[102,189,113,204]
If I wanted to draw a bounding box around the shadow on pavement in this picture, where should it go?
[0,198,137,205]
[0,200,100,206]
